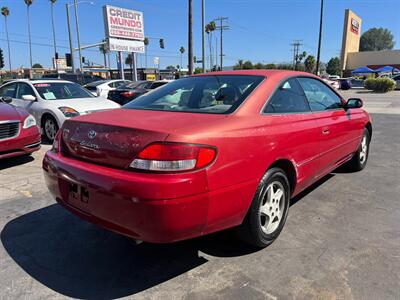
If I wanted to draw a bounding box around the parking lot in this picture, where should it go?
[0,91,399,299]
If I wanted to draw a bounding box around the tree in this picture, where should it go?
[205,21,216,70]
[179,46,185,73]
[24,0,33,69]
[32,63,43,68]
[242,60,253,70]
[50,0,57,70]
[265,63,276,69]
[1,6,11,70]
[194,67,202,74]
[326,57,340,75]
[304,55,316,73]
[233,59,244,70]
[360,28,395,51]
[294,51,307,71]
[166,65,175,70]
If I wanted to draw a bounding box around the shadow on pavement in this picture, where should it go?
[0,204,258,299]
[0,155,34,171]
[1,172,336,298]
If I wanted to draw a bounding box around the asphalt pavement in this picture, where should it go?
[0,91,399,299]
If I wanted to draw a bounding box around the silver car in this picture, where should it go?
[393,74,400,90]
[0,79,120,141]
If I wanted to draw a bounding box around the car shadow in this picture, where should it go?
[0,155,34,171]
[0,204,259,299]
[1,172,337,298]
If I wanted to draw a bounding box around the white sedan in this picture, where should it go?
[84,79,131,97]
[0,79,120,141]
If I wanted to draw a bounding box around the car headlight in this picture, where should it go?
[58,107,80,118]
[23,114,37,129]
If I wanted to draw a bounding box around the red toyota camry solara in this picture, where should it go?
[43,70,372,247]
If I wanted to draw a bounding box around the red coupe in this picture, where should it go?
[0,98,41,159]
[43,70,372,247]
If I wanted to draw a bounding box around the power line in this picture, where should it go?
[290,40,303,70]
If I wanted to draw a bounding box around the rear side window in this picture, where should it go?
[264,79,310,113]
[298,77,343,111]
[0,83,17,98]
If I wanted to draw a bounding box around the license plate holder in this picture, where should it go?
[68,182,91,212]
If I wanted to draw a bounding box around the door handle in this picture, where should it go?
[322,128,330,135]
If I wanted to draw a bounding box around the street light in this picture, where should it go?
[66,1,93,74]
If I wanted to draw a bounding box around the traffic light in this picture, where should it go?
[55,52,59,60]
[193,56,197,63]
[65,53,72,67]
[159,38,164,49]
[0,49,4,69]
[82,56,85,64]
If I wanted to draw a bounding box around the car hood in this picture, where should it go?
[46,97,120,113]
[0,102,28,121]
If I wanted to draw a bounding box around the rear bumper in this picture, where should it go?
[0,126,41,159]
[42,151,211,243]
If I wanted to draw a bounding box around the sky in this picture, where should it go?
[0,0,399,70]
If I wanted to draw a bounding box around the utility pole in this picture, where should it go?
[50,0,58,72]
[291,40,302,70]
[188,0,193,75]
[201,0,206,73]
[73,0,83,74]
[66,4,75,73]
[316,0,324,75]
[214,17,229,70]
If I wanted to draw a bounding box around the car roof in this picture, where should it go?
[193,69,318,80]
[8,79,74,84]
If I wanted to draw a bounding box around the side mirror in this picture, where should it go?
[346,98,363,109]
[1,96,13,104]
[22,95,36,101]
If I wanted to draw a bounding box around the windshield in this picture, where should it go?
[33,82,94,100]
[123,75,264,114]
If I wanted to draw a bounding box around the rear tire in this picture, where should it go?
[237,168,290,248]
[346,128,370,172]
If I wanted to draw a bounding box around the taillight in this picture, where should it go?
[130,142,217,172]
[121,91,135,98]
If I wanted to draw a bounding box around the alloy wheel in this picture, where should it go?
[259,181,286,234]
[359,135,368,164]
[45,119,57,141]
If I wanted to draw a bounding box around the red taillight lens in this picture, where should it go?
[121,91,135,97]
[130,142,217,172]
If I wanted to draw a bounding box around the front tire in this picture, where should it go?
[346,128,370,171]
[43,116,59,142]
[238,168,290,248]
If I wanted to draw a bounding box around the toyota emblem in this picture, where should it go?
[88,130,97,139]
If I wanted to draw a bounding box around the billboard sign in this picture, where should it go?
[108,38,145,53]
[103,5,144,41]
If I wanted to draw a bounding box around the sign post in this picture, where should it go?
[103,5,145,80]
[118,51,124,80]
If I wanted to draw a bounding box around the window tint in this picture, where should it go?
[33,82,94,100]
[264,79,310,113]
[0,83,17,98]
[16,83,35,99]
[298,77,343,111]
[393,75,400,80]
[124,75,264,114]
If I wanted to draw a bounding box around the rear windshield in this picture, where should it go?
[124,75,264,114]
[33,82,94,100]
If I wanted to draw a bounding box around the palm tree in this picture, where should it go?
[24,0,33,69]
[99,39,109,68]
[50,0,57,70]
[179,46,185,74]
[304,55,316,73]
[125,53,135,80]
[143,37,149,68]
[1,7,12,71]
[205,21,216,70]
